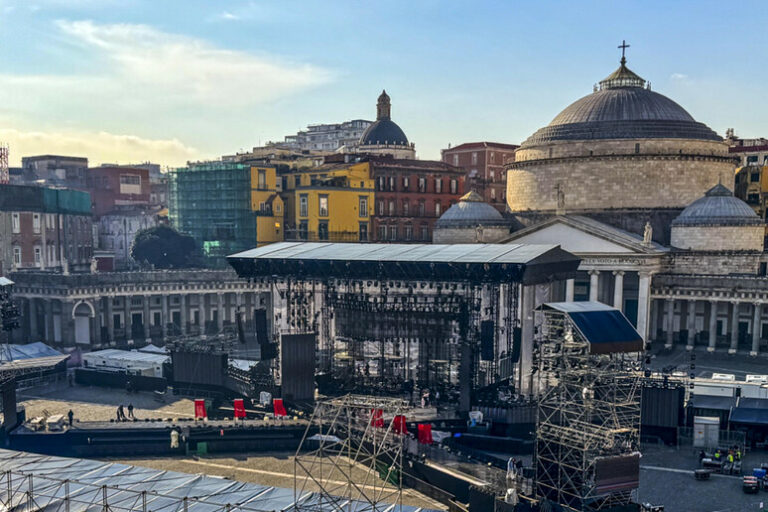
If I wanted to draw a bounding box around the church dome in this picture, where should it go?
[359,90,409,147]
[436,191,508,228]
[521,59,721,146]
[672,184,762,226]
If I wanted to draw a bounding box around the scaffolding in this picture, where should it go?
[0,144,8,184]
[534,305,642,511]
[294,394,410,511]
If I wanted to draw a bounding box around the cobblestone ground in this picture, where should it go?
[111,453,445,510]
[14,382,196,422]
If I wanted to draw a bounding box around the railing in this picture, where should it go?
[284,230,367,243]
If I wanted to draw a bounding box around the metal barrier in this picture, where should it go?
[677,426,746,451]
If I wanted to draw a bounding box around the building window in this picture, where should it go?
[299,194,308,217]
[490,152,495,163]
[418,177,426,193]
[33,213,41,233]
[12,246,21,266]
[113,314,122,329]
[420,224,429,241]
[403,176,410,190]
[318,195,329,217]
[402,200,409,216]
[405,224,413,240]
[120,175,141,186]
[299,220,308,240]
[435,178,442,193]
[435,201,441,217]
[359,196,368,217]
[378,176,385,191]
[491,188,496,200]
[418,200,425,216]
[453,155,459,166]
[634,143,640,154]
[389,200,395,216]
[318,221,329,240]
[378,200,384,216]
[389,225,397,240]
[11,213,19,233]
[389,176,395,191]
[490,170,495,181]
[257,169,266,189]
[359,222,368,242]
[751,172,761,183]
[378,225,386,241]
[34,246,41,265]
[471,152,478,165]
[450,179,458,194]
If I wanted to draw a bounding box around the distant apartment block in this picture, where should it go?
[18,155,89,189]
[279,120,373,152]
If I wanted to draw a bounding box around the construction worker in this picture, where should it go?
[714,449,721,460]
[727,452,734,464]
[736,449,742,461]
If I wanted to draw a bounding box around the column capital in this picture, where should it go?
[588,269,601,276]
[612,270,625,277]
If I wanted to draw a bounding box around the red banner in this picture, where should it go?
[417,423,433,444]
[393,415,408,435]
[273,398,287,417]
[233,399,246,419]
[194,399,207,419]
[371,408,384,428]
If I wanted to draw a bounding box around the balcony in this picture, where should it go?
[284,230,367,243]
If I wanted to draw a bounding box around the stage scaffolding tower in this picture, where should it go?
[534,304,642,511]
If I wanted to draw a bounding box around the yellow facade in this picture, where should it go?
[282,162,375,241]
[249,166,284,245]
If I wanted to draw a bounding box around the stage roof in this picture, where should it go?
[729,407,768,426]
[0,449,438,512]
[228,242,580,285]
[0,342,62,363]
[539,301,644,354]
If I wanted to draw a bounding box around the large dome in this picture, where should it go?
[521,61,721,145]
[672,184,762,226]
[360,119,409,146]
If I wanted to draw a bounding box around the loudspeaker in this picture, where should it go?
[510,327,522,363]
[480,320,494,361]
[253,309,268,345]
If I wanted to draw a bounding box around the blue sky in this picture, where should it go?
[0,0,766,167]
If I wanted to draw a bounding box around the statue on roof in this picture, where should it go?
[643,222,653,246]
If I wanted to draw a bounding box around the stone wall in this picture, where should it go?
[433,225,511,244]
[671,225,765,252]
[507,138,734,212]
[669,251,762,275]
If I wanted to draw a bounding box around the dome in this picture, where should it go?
[672,184,762,226]
[436,191,509,228]
[359,119,409,146]
[521,61,721,146]
[359,89,410,147]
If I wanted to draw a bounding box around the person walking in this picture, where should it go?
[127,403,134,420]
[117,404,125,422]
[67,409,74,427]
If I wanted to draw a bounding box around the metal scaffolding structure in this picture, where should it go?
[294,394,410,511]
[534,304,643,511]
[0,144,8,184]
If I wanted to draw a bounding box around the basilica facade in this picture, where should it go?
[437,53,768,356]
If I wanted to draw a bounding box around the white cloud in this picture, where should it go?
[0,128,204,167]
[219,11,239,21]
[671,73,689,81]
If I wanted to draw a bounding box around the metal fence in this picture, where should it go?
[677,426,746,451]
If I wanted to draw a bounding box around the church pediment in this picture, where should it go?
[503,216,666,255]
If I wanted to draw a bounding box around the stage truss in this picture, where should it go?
[534,308,642,511]
[294,394,410,511]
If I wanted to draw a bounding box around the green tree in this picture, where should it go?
[130,225,199,269]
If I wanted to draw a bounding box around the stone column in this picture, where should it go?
[217,292,224,333]
[637,272,651,341]
[752,303,762,356]
[143,295,151,342]
[686,299,697,351]
[29,299,39,340]
[61,299,75,347]
[106,296,114,344]
[565,279,575,302]
[708,300,718,352]
[589,270,600,302]
[180,294,188,335]
[665,298,675,349]
[729,302,740,354]
[93,298,102,347]
[612,271,624,311]
[200,294,208,337]
[161,294,169,340]
[45,300,54,343]
[125,295,132,344]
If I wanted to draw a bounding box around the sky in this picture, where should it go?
[0,0,767,168]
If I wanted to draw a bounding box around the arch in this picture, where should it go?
[72,300,95,318]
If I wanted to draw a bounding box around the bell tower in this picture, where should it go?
[376,90,391,120]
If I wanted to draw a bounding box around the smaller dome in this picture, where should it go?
[672,184,762,226]
[436,191,509,228]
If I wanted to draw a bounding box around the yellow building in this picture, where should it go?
[735,165,768,222]
[282,161,375,241]
[249,166,285,246]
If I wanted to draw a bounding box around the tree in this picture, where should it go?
[130,225,199,269]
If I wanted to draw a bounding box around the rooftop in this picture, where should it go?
[672,183,762,226]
